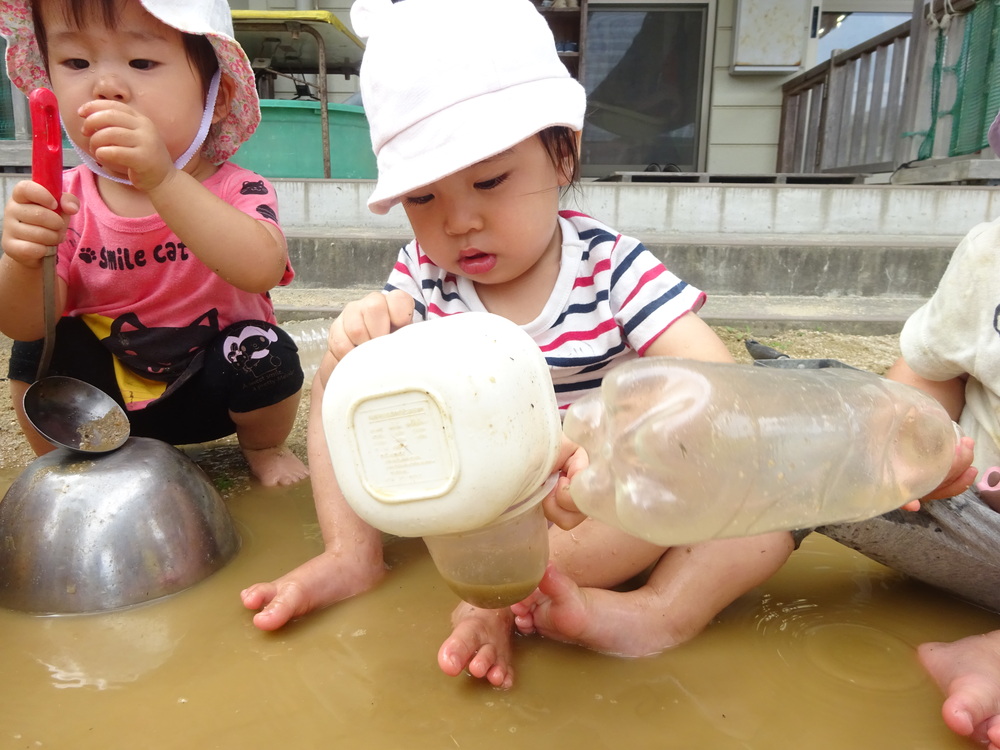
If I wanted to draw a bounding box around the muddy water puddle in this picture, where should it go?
[0,469,997,749]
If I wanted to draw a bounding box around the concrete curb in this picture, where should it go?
[284,232,957,299]
[278,227,947,335]
[271,288,926,336]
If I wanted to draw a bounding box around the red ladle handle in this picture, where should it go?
[29,88,62,381]
[30,88,62,200]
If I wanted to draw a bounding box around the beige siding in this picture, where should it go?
[707,0,914,173]
[701,143,789,172]
[710,105,783,144]
[707,0,809,173]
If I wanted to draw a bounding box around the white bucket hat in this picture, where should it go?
[0,0,259,165]
[352,0,587,215]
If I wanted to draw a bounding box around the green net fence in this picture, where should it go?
[0,39,13,140]
[920,0,1000,159]
[951,0,1000,154]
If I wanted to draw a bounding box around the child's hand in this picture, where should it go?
[542,436,590,529]
[79,100,174,191]
[319,290,415,385]
[1,179,78,267]
[976,466,1000,510]
[901,433,976,510]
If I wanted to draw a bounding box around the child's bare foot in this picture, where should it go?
[918,632,1000,747]
[242,444,309,487]
[511,564,590,641]
[437,603,516,689]
[511,564,680,657]
[241,549,385,630]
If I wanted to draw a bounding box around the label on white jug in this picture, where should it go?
[350,389,459,502]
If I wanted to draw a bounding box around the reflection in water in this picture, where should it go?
[0,471,998,748]
[33,606,180,690]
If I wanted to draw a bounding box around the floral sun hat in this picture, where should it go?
[0,0,259,164]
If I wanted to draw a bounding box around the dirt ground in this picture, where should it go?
[0,326,902,472]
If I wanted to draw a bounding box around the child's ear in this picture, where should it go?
[211,73,237,125]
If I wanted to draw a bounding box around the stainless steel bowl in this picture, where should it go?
[0,437,241,614]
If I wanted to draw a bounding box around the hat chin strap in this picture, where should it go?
[69,69,222,185]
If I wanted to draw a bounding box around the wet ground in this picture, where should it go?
[0,475,995,750]
[6,326,1000,750]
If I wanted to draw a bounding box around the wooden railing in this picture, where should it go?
[777,0,980,175]
[777,22,912,174]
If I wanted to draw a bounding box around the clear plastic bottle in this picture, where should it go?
[281,318,337,381]
[564,358,962,546]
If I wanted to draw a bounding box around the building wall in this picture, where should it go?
[231,0,817,173]
[706,0,914,173]
[707,0,797,173]
[228,0,915,174]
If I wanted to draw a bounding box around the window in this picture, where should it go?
[816,12,911,61]
[582,4,709,176]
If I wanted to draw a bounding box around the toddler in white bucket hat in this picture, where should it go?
[0,0,309,488]
[243,0,792,693]
[353,0,586,214]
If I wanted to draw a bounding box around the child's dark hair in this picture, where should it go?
[32,0,218,95]
[538,126,580,185]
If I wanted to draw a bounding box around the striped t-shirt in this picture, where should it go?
[384,210,706,411]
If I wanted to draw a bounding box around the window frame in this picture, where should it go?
[583,0,716,175]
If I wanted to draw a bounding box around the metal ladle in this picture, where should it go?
[21,87,129,454]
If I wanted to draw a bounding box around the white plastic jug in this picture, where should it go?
[322,312,562,538]
[322,312,562,606]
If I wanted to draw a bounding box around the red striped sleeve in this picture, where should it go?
[426,303,464,318]
[392,259,415,279]
[574,257,611,290]
[620,264,668,309]
[538,317,619,352]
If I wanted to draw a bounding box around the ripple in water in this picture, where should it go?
[745,592,926,696]
[801,622,924,690]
